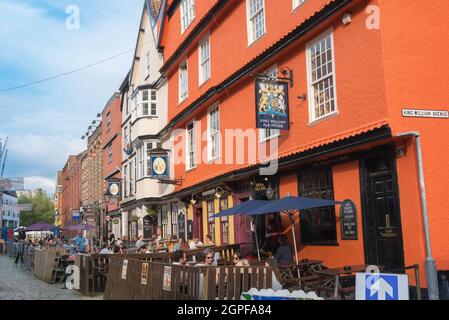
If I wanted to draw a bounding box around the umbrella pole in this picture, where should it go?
[288,212,301,279]
[252,217,261,261]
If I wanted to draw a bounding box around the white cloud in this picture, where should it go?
[0,0,143,181]
[24,176,56,194]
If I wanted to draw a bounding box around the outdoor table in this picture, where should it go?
[314,264,369,299]
[278,259,323,281]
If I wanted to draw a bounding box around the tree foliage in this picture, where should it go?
[18,189,54,227]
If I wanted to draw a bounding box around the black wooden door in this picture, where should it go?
[361,155,405,271]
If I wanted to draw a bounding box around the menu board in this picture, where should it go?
[340,200,358,240]
[143,216,152,239]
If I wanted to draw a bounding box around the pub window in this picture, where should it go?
[207,200,215,242]
[171,203,179,237]
[220,198,229,244]
[298,168,337,245]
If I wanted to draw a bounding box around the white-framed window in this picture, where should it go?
[124,164,128,197]
[293,0,306,10]
[259,65,280,142]
[179,61,188,103]
[180,0,195,34]
[162,205,169,238]
[137,146,144,179]
[146,142,153,176]
[141,90,157,117]
[171,203,179,237]
[145,50,151,77]
[186,122,196,170]
[199,35,211,85]
[123,126,128,145]
[306,29,338,123]
[246,0,266,45]
[108,144,113,164]
[129,160,134,196]
[207,104,220,161]
[142,90,149,116]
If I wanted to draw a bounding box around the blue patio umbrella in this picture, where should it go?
[213,199,269,261]
[244,196,343,216]
[212,200,269,218]
[244,196,343,278]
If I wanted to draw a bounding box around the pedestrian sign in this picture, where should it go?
[356,272,409,300]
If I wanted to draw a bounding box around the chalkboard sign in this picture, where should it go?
[340,199,358,240]
[187,220,193,240]
[178,214,186,240]
[143,216,152,239]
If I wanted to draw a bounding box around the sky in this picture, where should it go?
[0,0,144,194]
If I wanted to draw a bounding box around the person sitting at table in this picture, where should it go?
[135,235,145,248]
[112,245,121,254]
[99,244,111,254]
[138,245,150,254]
[233,252,250,267]
[275,235,294,266]
[172,249,187,266]
[204,235,215,246]
[203,249,214,266]
[189,238,204,250]
[194,252,207,266]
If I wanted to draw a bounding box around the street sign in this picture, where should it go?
[356,272,409,300]
[402,109,448,119]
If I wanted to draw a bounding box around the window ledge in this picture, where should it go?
[291,2,306,14]
[185,166,197,173]
[248,32,267,48]
[259,134,281,144]
[199,78,211,89]
[178,97,188,106]
[307,111,339,127]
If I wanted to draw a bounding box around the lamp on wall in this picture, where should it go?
[190,195,196,205]
[215,186,224,199]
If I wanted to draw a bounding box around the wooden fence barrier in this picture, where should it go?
[33,247,66,283]
[77,243,242,296]
[103,257,272,300]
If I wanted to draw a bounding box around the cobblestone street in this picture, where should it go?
[0,255,101,300]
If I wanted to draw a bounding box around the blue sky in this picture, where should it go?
[0,0,143,193]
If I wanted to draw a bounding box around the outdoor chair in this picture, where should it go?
[267,258,320,291]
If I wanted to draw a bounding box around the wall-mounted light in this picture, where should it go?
[190,195,196,205]
[215,186,224,199]
[342,13,352,25]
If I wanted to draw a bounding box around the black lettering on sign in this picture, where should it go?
[340,199,358,240]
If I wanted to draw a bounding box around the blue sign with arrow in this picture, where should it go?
[356,271,409,300]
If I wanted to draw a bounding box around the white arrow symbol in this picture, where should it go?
[370,278,394,300]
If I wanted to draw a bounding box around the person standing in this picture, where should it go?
[74,231,87,253]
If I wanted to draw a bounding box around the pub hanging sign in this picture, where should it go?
[255,79,290,130]
[150,153,168,178]
[340,199,358,240]
[106,179,121,198]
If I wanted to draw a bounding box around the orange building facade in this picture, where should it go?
[158,0,449,297]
